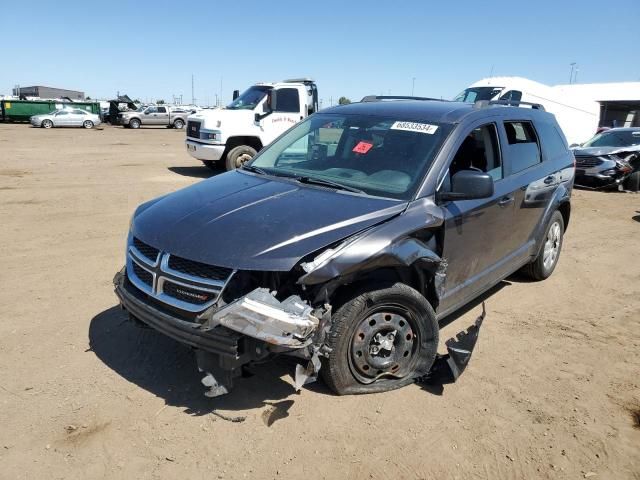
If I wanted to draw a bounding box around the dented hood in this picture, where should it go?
[573,145,640,156]
[132,171,406,271]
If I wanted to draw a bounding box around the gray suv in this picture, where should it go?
[114,97,574,396]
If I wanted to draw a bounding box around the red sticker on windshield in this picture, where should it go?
[352,141,373,154]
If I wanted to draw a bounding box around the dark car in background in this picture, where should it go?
[572,127,640,191]
[114,98,574,396]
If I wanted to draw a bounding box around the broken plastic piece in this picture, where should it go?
[202,373,229,398]
[294,349,322,391]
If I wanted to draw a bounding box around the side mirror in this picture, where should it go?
[569,143,581,148]
[232,90,240,100]
[439,170,494,202]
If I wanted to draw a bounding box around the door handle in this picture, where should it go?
[498,195,514,207]
[543,175,555,185]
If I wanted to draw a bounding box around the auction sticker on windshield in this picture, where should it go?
[391,121,438,134]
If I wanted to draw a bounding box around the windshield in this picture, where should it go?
[227,86,271,110]
[454,87,503,103]
[582,130,640,148]
[248,113,452,200]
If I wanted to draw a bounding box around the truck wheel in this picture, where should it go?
[129,118,141,129]
[623,171,640,192]
[225,145,257,171]
[173,119,185,129]
[521,210,564,281]
[321,282,439,395]
[83,120,94,129]
[42,119,53,129]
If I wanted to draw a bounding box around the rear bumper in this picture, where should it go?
[185,139,225,161]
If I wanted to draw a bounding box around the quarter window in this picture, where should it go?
[536,122,568,161]
[274,88,300,113]
[504,121,541,173]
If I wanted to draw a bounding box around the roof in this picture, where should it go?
[321,100,476,123]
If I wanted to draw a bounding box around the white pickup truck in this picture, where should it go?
[185,79,318,170]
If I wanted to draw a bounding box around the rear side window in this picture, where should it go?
[536,122,569,161]
[157,107,167,113]
[274,88,300,113]
[500,90,522,103]
[504,121,541,173]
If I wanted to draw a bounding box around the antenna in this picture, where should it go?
[191,74,195,105]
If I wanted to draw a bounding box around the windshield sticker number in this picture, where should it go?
[353,141,373,154]
[391,121,438,134]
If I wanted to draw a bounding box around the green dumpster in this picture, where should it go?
[0,100,100,122]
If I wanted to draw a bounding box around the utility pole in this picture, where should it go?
[569,63,576,84]
[411,77,416,96]
[220,76,223,106]
[573,66,579,84]
[191,74,195,105]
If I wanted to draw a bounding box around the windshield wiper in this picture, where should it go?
[240,164,268,175]
[295,176,365,194]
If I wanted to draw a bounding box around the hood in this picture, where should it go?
[188,109,254,128]
[573,145,640,156]
[132,171,406,271]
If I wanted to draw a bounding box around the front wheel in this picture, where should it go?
[42,119,53,129]
[321,283,439,395]
[522,210,564,280]
[623,171,640,192]
[83,120,94,129]
[173,119,185,129]
[225,145,257,171]
[129,119,141,129]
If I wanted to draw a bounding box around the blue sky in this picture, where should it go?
[2,0,638,106]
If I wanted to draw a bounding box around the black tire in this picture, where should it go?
[521,210,564,281]
[321,282,439,395]
[203,160,218,170]
[173,119,185,129]
[225,145,257,171]
[129,118,141,129]
[83,120,94,129]
[623,171,640,192]
[42,119,53,129]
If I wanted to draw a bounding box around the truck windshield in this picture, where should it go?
[582,130,640,148]
[454,87,503,103]
[248,113,452,200]
[227,86,271,110]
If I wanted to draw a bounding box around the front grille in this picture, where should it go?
[168,255,233,281]
[187,120,201,139]
[133,237,160,263]
[132,262,153,286]
[162,281,213,305]
[575,156,603,168]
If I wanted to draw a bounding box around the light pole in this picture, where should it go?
[569,63,576,84]
[411,77,416,96]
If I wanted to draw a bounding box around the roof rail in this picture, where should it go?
[360,95,445,103]
[474,99,546,111]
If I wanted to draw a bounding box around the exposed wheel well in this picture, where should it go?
[223,136,263,158]
[558,201,570,231]
[328,265,439,314]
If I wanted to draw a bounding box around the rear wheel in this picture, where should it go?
[42,119,53,129]
[522,210,564,280]
[129,118,141,129]
[225,145,257,171]
[83,120,94,129]
[623,171,640,192]
[321,283,439,395]
[173,119,185,129]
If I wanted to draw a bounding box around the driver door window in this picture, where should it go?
[446,123,502,189]
[274,88,300,113]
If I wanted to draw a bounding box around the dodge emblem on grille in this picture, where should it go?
[176,288,208,301]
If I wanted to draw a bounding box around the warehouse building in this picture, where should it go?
[12,85,85,100]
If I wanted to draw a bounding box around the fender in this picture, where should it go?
[298,198,447,300]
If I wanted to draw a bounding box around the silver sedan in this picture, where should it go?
[30,109,102,129]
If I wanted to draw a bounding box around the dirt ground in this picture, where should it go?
[0,123,638,480]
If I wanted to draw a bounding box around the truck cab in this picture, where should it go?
[185,79,318,170]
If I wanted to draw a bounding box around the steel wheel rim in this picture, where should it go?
[235,153,253,168]
[84,121,92,128]
[349,306,418,383]
[543,221,561,270]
